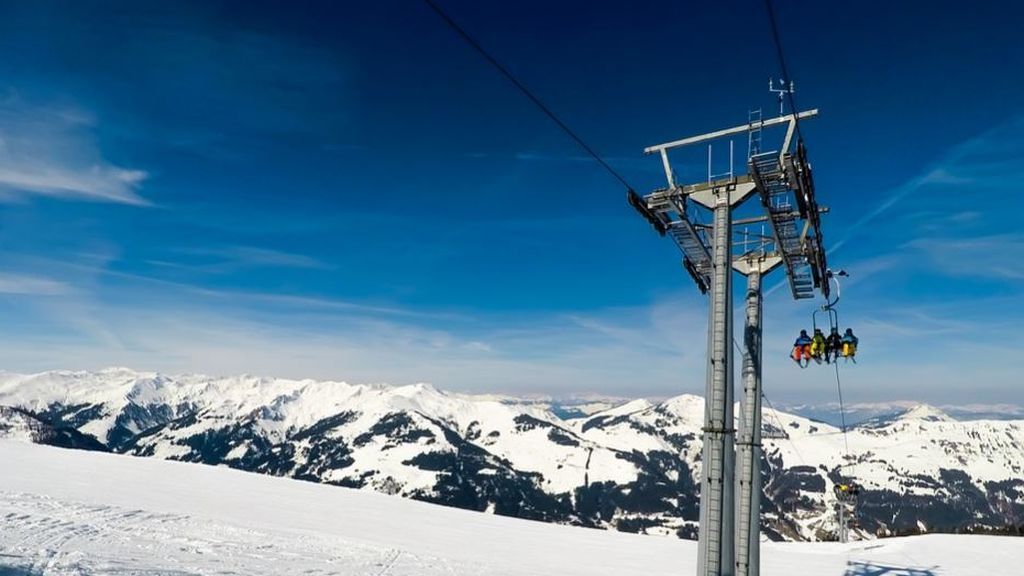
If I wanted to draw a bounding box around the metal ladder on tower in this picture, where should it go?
[748,109,763,158]
[749,152,816,299]
[666,217,713,292]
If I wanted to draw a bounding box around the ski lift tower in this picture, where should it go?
[629,105,830,576]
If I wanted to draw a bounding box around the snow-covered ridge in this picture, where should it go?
[0,368,560,427]
[781,399,1024,426]
[895,403,956,423]
[1,368,1022,542]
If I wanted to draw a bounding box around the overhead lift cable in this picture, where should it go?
[731,337,807,467]
[762,0,805,144]
[422,0,635,190]
[762,390,807,467]
[833,362,854,471]
[763,0,858,476]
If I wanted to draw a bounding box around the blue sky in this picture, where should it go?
[0,0,1021,406]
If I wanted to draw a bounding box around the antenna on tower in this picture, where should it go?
[768,78,795,116]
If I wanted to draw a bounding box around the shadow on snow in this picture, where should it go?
[844,560,938,576]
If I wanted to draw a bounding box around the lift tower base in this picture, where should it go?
[733,255,781,576]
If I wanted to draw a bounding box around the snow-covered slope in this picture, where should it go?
[1,369,1022,542]
[2,441,1021,576]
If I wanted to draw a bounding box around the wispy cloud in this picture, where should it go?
[941,403,1024,417]
[0,287,704,397]
[0,244,706,396]
[173,245,333,271]
[463,150,665,173]
[828,116,1024,255]
[187,289,460,321]
[1,243,1020,405]
[905,234,1024,280]
[0,165,148,205]
[826,169,939,255]
[0,95,149,205]
[0,273,70,295]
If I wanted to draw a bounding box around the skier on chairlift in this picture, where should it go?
[841,328,859,361]
[810,328,827,363]
[834,481,861,501]
[791,329,812,367]
[825,327,843,364]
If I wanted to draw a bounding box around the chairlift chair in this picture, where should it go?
[791,268,860,367]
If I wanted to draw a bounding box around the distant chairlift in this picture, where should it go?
[833,480,863,542]
[833,481,861,503]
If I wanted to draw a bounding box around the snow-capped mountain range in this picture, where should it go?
[1,368,1021,541]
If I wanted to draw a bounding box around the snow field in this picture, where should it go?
[3,440,1022,576]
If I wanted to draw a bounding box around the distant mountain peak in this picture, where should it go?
[596,398,653,417]
[394,382,442,396]
[98,366,143,375]
[898,404,954,423]
[658,394,705,419]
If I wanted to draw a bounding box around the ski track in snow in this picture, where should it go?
[0,492,478,576]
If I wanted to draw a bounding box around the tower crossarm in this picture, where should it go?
[630,186,713,293]
[644,110,819,155]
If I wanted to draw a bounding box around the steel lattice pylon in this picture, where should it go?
[629,109,829,576]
